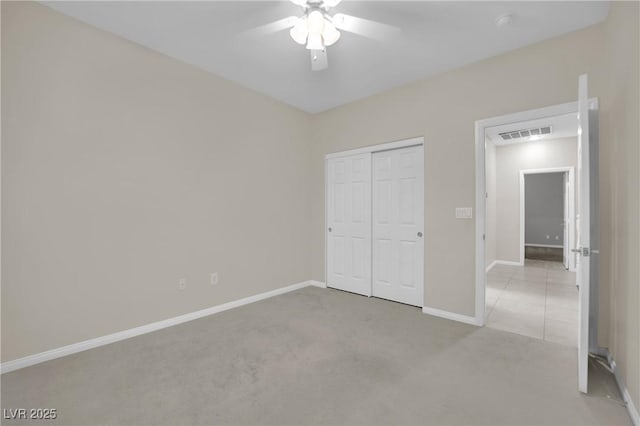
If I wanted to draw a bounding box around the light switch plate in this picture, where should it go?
[456,207,473,219]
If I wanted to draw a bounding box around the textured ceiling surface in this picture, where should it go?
[44,1,610,113]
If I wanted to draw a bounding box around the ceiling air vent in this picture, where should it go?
[499,126,552,141]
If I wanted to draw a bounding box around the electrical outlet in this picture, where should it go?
[210,272,219,286]
[178,278,186,291]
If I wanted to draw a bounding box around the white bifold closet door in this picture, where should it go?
[326,153,372,296]
[372,146,424,307]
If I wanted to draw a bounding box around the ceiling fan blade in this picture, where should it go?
[290,0,308,7]
[323,0,342,7]
[332,13,400,41]
[238,16,299,38]
[310,49,328,71]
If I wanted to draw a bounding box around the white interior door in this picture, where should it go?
[326,154,372,296]
[372,146,424,307]
[576,73,591,394]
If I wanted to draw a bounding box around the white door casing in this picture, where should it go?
[372,147,425,307]
[326,153,372,296]
[576,73,591,394]
[563,173,570,270]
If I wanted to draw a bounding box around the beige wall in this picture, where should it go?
[485,141,496,269]
[601,2,639,413]
[494,137,578,263]
[310,2,638,410]
[2,0,638,414]
[1,2,312,362]
[310,23,607,317]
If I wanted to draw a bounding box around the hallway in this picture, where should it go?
[486,260,578,346]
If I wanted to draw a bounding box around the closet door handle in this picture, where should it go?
[417,232,423,237]
[328,227,332,232]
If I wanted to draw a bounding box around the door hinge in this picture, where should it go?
[483,234,486,241]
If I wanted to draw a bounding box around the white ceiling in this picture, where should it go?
[43,1,610,113]
[485,112,579,145]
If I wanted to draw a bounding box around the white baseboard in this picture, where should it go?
[485,260,498,273]
[604,350,640,425]
[308,280,327,288]
[422,306,482,326]
[486,259,522,273]
[1,280,316,375]
[494,260,523,267]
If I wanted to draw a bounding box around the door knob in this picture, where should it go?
[572,247,590,256]
[328,227,332,232]
[417,232,423,237]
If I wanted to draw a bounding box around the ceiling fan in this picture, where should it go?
[242,0,399,71]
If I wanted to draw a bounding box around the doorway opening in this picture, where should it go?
[474,74,598,394]
[521,168,575,270]
[483,115,579,348]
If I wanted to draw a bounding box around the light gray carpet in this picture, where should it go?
[0,286,632,425]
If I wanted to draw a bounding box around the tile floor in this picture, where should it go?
[486,259,579,346]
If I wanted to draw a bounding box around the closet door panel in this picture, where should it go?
[372,146,424,306]
[326,154,371,296]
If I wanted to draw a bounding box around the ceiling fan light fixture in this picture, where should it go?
[322,21,340,46]
[306,32,324,50]
[307,10,325,34]
[331,13,346,29]
[290,17,308,45]
[287,2,347,55]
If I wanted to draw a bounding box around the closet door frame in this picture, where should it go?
[324,137,425,304]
